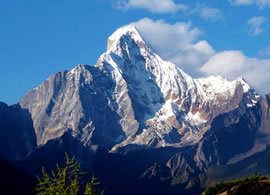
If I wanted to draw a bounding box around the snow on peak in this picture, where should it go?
[195,75,237,99]
[236,77,251,93]
[94,25,262,151]
[107,25,145,51]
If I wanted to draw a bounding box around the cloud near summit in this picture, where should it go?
[131,18,270,95]
[201,51,270,95]
[132,18,215,77]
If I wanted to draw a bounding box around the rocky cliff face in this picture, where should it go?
[259,94,270,134]
[0,102,36,161]
[19,25,260,153]
[19,66,124,150]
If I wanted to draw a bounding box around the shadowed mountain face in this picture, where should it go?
[0,102,36,161]
[1,25,270,195]
[18,131,95,175]
[199,94,270,185]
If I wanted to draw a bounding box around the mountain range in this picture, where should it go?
[1,25,270,195]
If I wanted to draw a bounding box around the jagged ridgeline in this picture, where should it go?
[19,25,259,152]
[1,25,270,195]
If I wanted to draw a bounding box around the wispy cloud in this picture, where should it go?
[229,0,254,6]
[113,1,223,23]
[113,0,187,13]
[248,16,265,36]
[229,0,270,9]
[256,0,270,8]
[258,46,270,57]
[190,4,223,21]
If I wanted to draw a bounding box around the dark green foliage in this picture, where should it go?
[202,174,270,195]
[36,153,104,195]
[84,176,104,195]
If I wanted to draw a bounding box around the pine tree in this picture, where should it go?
[36,153,103,195]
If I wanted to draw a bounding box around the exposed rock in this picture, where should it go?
[259,94,270,135]
[19,66,124,150]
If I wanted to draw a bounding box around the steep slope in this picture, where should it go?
[0,102,36,161]
[199,93,270,188]
[258,94,270,139]
[19,66,124,149]
[19,25,259,153]
[196,93,270,170]
[98,25,260,151]
[195,102,262,168]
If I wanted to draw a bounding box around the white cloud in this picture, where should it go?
[191,4,223,21]
[200,51,246,78]
[229,0,270,9]
[248,16,265,36]
[201,50,270,95]
[132,18,215,77]
[193,40,215,55]
[114,0,187,13]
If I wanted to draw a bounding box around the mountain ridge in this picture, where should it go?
[19,25,260,153]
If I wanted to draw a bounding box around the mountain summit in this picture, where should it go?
[19,25,259,152]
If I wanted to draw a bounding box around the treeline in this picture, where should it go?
[203,174,270,195]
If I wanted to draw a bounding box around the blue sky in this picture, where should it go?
[1,0,270,105]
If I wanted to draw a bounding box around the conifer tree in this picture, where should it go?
[36,153,104,195]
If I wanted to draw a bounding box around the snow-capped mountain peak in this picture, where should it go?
[94,25,260,151]
[19,24,261,152]
[107,25,145,52]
